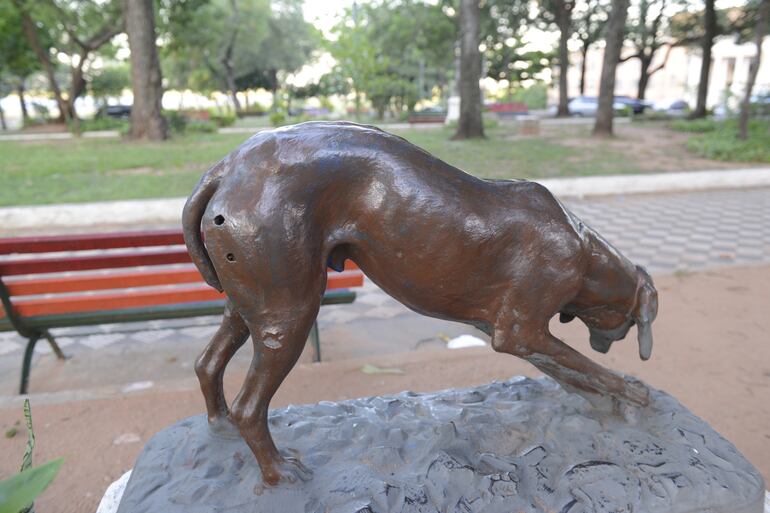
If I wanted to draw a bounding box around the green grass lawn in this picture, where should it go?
[0,125,643,207]
[672,119,770,163]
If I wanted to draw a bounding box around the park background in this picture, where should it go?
[0,0,769,511]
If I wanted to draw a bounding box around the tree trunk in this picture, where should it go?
[579,43,589,95]
[67,57,89,132]
[737,0,769,139]
[13,0,71,124]
[124,0,168,140]
[269,69,280,112]
[691,0,716,119]
[453,0,484,140]
[593,0,629,137]
[224,67,242,113]
[17,79,29,123]
[556,1,572,117]
[637,55,651,100]
[0,107,6,131]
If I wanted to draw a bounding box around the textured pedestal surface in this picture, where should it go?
[116,377,765,513]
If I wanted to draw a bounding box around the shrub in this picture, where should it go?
[186,120,218,133]
[509,83,548,110]
[210,113,236,127]
[164,110,188,134]
[686,119,770,162]
[269,111,287,127]
[77,117,128,132]
[670,118,719,133]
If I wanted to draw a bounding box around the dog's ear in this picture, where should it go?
[635,283,658,361]
[559,313,576,323]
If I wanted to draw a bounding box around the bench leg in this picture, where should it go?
[310,320,321,363]
[20,335,40,395]
[43,330,68,361]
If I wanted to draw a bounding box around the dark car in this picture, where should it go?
[98,105,132,119]
[614,96,652,115]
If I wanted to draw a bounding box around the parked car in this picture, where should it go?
[652,99,689,117]
[566,96,625,117]
[97,105,132,119]
[614,96,653,115]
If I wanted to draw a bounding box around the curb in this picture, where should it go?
[0,168,767,230]
[538,168,770,199]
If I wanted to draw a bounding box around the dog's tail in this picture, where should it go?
[182,160,226,292]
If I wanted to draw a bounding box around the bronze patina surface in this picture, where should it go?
[182,121,658,485]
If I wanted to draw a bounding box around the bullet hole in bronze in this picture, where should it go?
[214,215,225,225]
[226,253,236,262]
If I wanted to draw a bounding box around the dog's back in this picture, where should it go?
[191,121,585,328]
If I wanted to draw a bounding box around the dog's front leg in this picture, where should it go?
[494,329,649,407]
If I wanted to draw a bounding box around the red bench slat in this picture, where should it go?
[2,272,364,318]
[0,229,184,255]
[0,247,192,276]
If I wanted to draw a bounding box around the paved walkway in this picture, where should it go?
[1,187,769,364]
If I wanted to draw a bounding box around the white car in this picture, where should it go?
[567,96,626,116]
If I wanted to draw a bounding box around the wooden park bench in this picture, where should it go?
[0,229,364,394]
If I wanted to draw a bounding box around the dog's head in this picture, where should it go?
[561,266,658,360]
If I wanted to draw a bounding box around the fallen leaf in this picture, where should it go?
[360,364,404,375]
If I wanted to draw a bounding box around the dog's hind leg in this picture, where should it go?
[195,299,250,431]
[229,283,324,486]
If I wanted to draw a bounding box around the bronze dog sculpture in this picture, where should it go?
[183,121,658,485]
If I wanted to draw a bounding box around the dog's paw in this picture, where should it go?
[259,456,313,487]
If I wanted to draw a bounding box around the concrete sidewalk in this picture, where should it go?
[2,261,769,512]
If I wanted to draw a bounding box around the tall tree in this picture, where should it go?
[124,0,167,139]
[593,0,629,136]
[164,0,270,112]
[0,0,41,125]
[12,0,122,125]
[328,0,455,119]
[737,0,770,139]
[540,0,576,115]
[573,0,609,95]
[481,0,550,98]
[454,0,484,139]
[691,0,716,118]
[11,0,70,123]
[620,0,672,100]
[249,0,318,111]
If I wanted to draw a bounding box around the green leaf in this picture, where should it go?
[21,399,34,473]
[360,364,404,375]
[0,458,63,513]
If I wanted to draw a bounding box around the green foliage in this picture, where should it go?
[89,65,130,103]
[670,118,719,133]
[164,110,188,134]
[163,0,271,94]
[269,110,287,127]
[21,399,34,472]
[0,399,62,513]
[186,120,218,133]
[0,0,42,80]
[686,120,770,162]
[328,0,456,117]
[0,458,63,513]
[79,117,129,132]
[210,113,236,127]
[508,83,548,109]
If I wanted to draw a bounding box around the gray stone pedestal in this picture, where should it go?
[116,377,765,513]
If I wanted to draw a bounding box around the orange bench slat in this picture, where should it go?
[2,272,364,318]
[4,267,363,296]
